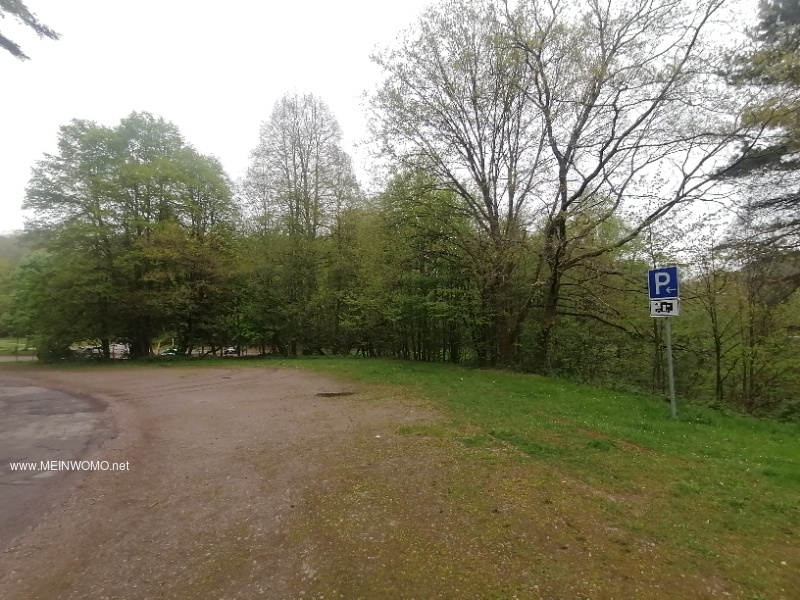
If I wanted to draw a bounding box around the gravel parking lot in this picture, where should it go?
[0,366,430,600]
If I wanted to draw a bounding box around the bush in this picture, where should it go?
[35,336,78,362]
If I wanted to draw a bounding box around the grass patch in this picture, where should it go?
[0,337,36,356]
[284,357,800,598]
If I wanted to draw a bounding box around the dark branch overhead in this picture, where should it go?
[0,0,59,60]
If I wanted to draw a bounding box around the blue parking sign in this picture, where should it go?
[648,267,679,299]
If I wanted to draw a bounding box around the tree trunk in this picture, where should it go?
[130,324,151,359]
[496,314,514,364]
[534,212,568,373]
[534,274,561,374]
[484,259,520,366]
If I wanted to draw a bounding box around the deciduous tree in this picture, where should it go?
[371,0,542,364]
[24,113,236,358]
[243,93,359,239]
[504,0,761,370]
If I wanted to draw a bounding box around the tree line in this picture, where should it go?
[2,0,800,419]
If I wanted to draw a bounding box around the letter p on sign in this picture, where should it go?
[648,267,679,300]
[655,272,670,295]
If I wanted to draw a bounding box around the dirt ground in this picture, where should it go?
[0,366,433,600]
[2,365,781,600]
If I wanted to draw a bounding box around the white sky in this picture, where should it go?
[0,0,434,233]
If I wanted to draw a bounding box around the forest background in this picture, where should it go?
[3,0,800,419]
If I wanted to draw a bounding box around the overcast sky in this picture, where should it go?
[0,0,433,233]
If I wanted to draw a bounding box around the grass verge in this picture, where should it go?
[283,357,799,599]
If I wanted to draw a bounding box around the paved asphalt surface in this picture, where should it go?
[0,381,114,548]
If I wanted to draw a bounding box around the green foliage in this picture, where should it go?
[15,106,800,415]
[371,0,752,369]
[21,112,237,358]
[0,234,32,337]
[679,227,800,418]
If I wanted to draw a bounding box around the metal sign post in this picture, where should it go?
[664,319,677,419]
[648,267,680,418]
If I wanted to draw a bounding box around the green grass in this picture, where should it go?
[281,357,800,597]
[0,336,36,356]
